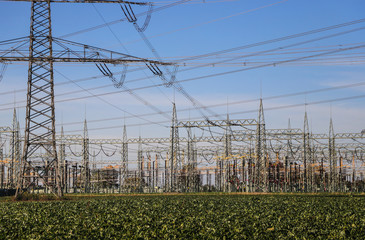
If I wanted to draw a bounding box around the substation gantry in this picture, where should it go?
[1,100,364,194]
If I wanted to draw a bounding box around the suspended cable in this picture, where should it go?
[126,10,224,124]
[2,18,365,97]
[61,92,365,132]
[54,69,170,128]
[91,2,175,119]
[2,51,365,119]
[60,0,192,38]
[121,0,289,47]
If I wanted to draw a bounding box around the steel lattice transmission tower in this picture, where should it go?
[0,0,167,197]
[120,125,128,192]
[169,103,180,191]
[328,118,337,192]
[303,111,310,192]
[16,1,61,196]
[255,99,267,192]
[82,119,90,193]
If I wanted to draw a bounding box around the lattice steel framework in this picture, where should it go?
[16,1,62,196]
[82,119,90,192]
[329,118,337,192]
[2,108,364,194]
[223,117,232,192]
[169,103,180,191]
[137,135,143,190]
[59,126,66,192]
[120,125,128,192]
[186,127,197,192]
[9,109,21,188]
[2,0,166,197]
[255,99,267,192]
[303,111,310,192]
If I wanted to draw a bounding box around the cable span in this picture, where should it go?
[60,0,192,38]
[1,18,365,97]
[62,93,365,133]
[1,43,365,114]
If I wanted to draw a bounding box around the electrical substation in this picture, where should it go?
[0,1,364,197]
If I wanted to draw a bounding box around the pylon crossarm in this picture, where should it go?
[1,36,170,65]
[54,38,146,60]
[0,37,29,61]
[0,56,167,64]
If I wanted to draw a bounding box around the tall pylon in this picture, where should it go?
[7,0,166,198]
[169,103,180,191]
[82,119,90,193]
[137,135,143,191]
[223,114,232,192]
[120,124,128,192]
[11,108,20,188]
[329,118,336,192]
[284,118,292,192]
[286,118,292,164]
[255,99,267,192]
[186,127,196,192]
[16,1,61,197]
[59,126,66,192]
[303,111,311,192]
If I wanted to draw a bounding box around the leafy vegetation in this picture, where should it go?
[13,192,68,201]
[0,194,364,239]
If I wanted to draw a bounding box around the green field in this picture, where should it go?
[0,194,364,239]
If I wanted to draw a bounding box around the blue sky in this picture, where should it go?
[0,0,365,139]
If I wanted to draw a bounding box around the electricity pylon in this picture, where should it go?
[0,0,167,197]
[169,103,180,191]
[255,99,267,192]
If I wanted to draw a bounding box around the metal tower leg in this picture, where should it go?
[16,1,62,197]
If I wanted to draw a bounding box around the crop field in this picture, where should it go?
[0,194,364,239]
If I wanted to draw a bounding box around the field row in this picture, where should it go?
[0,194,364,239]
